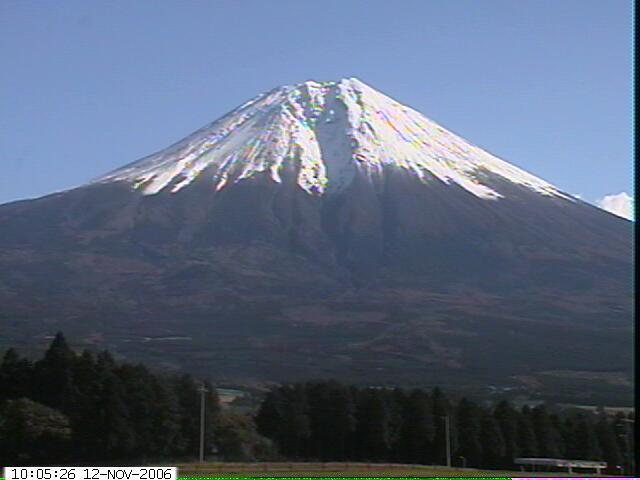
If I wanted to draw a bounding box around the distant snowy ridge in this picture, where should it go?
[96,77,571,201]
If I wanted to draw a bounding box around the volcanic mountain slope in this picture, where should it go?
[0,78,632,404]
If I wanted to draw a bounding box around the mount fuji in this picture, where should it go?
[0,78,632,404]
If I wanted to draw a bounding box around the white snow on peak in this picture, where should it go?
[95,77,571,200]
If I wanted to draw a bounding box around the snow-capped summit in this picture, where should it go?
[96,77,570,201]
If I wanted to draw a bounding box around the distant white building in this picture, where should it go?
[514,457,607,474]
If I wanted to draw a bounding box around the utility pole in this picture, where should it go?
[199,383,208,463]
[444,414,451,468]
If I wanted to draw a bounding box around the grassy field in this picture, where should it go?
[177,462,605,478]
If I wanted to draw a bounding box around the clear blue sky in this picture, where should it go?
[0,0,632,205]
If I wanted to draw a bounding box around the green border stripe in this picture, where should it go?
[0,477,514,480]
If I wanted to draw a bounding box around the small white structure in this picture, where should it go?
[514,457,607,474]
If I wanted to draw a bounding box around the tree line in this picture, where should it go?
[255,381,634,472]
[0,334,634,473]
[0,333,226,465]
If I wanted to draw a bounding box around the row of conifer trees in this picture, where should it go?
[255,383,633,471]
[0,333,634,473]
[0,333,220,464]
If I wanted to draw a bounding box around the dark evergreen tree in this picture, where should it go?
[281,384,311,458]
[480,415,506,468]
[354,388,392,461]
[549,412,568,458]
[386,388,407,462]
[0,349,34,402]
[560,416,577,459]
[305,381,356,460]
[493,400,520,467]
[617,413,635,474]
[455,398,483,467]
[69,350,103,459]
[33,332,76,413]
[573,416,602,460]
[117,364,155,457]
[517,406,538,457]
[151,377,186,458]
[97,370,136,458]
[395,388,435,464]
[532,405,562,457]
[596,415,623,472]
[256,385,310,458]
[255,388,285,447]
[331,382,357,460]
[174,374,201,456]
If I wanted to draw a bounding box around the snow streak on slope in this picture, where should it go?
[96,78,571,200]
